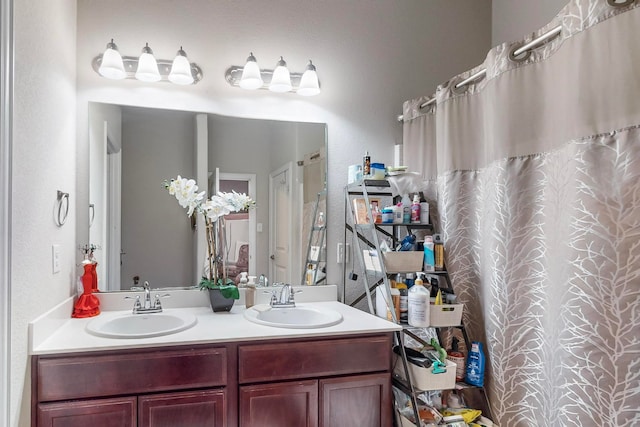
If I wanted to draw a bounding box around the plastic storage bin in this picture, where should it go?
[430,303,464,327]
[382,252,423,273]
[394,356,457,391]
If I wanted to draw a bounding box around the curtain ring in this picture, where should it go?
[607,0,635,7]
[55,190,70,227]
[508,42,532,63]
[89,204,95,228]
[449,76,468,95]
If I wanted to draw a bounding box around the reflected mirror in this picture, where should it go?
[89,103,327,291]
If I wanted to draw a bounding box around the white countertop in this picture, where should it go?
[30,288,401,355]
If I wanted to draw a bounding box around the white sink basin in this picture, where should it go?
[244,304,343,329]
[86,311,198,339]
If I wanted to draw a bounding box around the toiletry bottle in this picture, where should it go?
[408,272,430,327]
[434,234,445,271]
[363,151,371,176]
[239,272,248,287]
[316,212,325,228]
[306,263,315,285]
[397,234,416,251]
[423,236,435,272]
[447,337,466,382]
[396,283,408,323]
[401,194,411,223]
[466,341,486,387]
[245,276,256,308]
[411,194,421,223]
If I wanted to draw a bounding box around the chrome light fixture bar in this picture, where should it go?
[92,39,203,85]
[225,53,320,96]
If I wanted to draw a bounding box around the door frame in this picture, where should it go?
[218,172,257,276]
[268,162,293,283]
[0,0,13,424]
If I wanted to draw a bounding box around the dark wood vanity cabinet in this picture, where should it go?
[238,334,393,427]
[32,333,393,427]
[33,345,231,427]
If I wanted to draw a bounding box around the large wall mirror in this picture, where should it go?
[89,102,327,291]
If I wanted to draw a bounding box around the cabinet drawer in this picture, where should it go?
[38,396,136,427]
[239,334,392,384]
[37,346,227,402]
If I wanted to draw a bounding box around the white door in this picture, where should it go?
[269,163,293,284]
[216,172,257,278]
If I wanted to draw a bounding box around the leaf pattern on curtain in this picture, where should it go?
[439,127,640,426]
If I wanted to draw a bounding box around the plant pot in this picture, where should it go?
[208,289,235,312]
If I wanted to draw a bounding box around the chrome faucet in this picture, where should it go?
[126,281,169,314]
[269,283,298,308]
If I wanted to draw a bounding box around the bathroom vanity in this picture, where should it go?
[30,296,400,427]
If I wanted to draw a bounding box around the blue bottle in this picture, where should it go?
[465,341,485,387]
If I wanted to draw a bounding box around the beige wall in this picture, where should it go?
[11,1,77,425]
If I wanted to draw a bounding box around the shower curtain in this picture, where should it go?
[402,1,639,426]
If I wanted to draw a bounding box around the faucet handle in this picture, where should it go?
[153,293,171,309]
[125,295,142,313]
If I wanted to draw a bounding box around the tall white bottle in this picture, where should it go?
[408,272,430,327]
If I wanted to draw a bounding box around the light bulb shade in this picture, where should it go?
[135,44,161,82]
[269,57,292,92]
[98,40,126,80]
[297,61,320,96]
[168,48,194,85]
[239,53,263,90]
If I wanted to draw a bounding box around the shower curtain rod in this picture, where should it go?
[397,24,562,122]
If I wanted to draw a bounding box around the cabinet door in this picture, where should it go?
[138,389,226,427]
[37,396,136,427]
[319,373,391,427]
[239,380,318,427]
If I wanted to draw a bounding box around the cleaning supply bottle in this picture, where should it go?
[466,341,486,387]
[411,194,421,223]
[408,272,430,327]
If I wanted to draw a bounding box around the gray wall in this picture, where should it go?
[492,0,568,46]
[121,107,196,288]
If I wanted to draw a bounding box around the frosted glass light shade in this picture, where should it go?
[135,43,161,82]
[98,40,126,80]
[168,48,194,85]
[297,61,320,96]
[239,53,263,90]
[269,57,292,93]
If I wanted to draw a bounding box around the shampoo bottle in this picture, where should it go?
[411,194,421,223]
[466,341,486,387]
[408,272,430,327]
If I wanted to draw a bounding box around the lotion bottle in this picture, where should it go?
[408,272,430,327]
[466,341,486,387]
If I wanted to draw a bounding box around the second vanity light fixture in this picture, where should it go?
[92,39,203,85]
[225,53,321,96]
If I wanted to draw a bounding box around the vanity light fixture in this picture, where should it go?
[269,56,292,93]
[92,39,203,85]
[97,39,126,79]
[239,52,263,90]
[135,43,161,82]
[225,53,321,96]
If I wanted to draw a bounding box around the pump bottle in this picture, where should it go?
[408,272,430,327]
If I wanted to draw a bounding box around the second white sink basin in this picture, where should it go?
[86,311,198,339]
[244,304,343,329]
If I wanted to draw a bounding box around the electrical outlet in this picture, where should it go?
[337,243,350,264]
[52,244,61,274]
